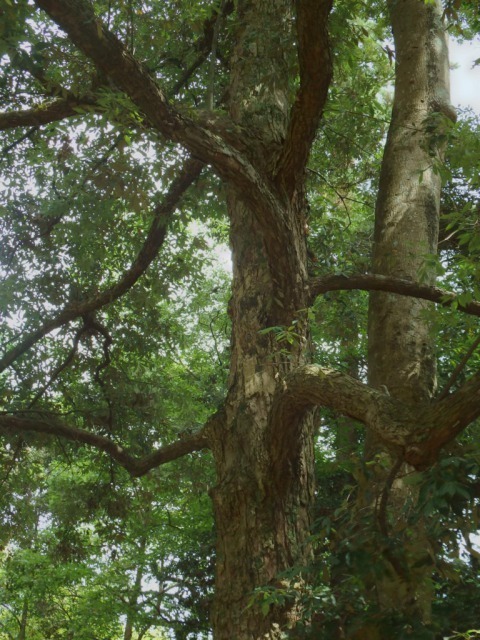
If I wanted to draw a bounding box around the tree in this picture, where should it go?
[1,0,480,638]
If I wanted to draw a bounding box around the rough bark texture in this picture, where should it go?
[208,3,318,636]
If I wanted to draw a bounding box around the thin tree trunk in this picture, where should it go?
[16,598,28,640]
[124,537,147,640]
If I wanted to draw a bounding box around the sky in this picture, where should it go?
[450,37,480,113]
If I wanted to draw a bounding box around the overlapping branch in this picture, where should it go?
[309,273,480,317]
[0,157,203,372]
[275,0,333,195]
[269,365,414,485]
[32,2,259,183]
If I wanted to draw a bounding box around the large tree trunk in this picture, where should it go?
[209,2,316,637]
[368,0,453,405]
[210,202,314,637]
[362,0,455,633]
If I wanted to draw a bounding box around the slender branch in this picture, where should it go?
[276,0,333,196]
[309,273,480,317]
[0,157,203,372]
[0,413,213,477]
[376,456,408,579]
[27,324,84,408]
[1,127,38,156]
[206,0,226,110]
[377,456,403,539]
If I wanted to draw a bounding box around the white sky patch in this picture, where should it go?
[450,37,480,113]
[188,219,232,274]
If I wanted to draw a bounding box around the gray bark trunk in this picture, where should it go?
[368,0,453,405]
[362,0,455,631]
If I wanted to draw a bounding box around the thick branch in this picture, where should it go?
[0,413,212,477]
[33,0,290,265]
[0,96,98,131]
[309,273,480,317]
[269,365,480,479]
[409,371,480,468]
[275,0,333,195]
[269,365,414,484]
[0,157,203,372]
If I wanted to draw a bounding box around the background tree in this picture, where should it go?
[1,0,480,638]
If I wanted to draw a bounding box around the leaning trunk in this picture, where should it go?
[362,0,454,633]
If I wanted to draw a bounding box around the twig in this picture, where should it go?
[1,127,38,158]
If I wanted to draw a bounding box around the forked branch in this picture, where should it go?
[33,0,290,254]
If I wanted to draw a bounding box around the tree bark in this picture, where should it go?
[362,0,455,631]
[368,0,454,405]
[208,2,320,637]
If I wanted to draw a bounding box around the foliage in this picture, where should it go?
[1,0,480,637]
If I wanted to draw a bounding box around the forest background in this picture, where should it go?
[1,0,480,639]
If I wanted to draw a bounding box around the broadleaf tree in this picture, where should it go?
[1,0,480,638]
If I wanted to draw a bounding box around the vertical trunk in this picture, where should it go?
[368,0,453,405]
[210,198,314,639]
[209,2,315,637]
[363,0,454,632]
